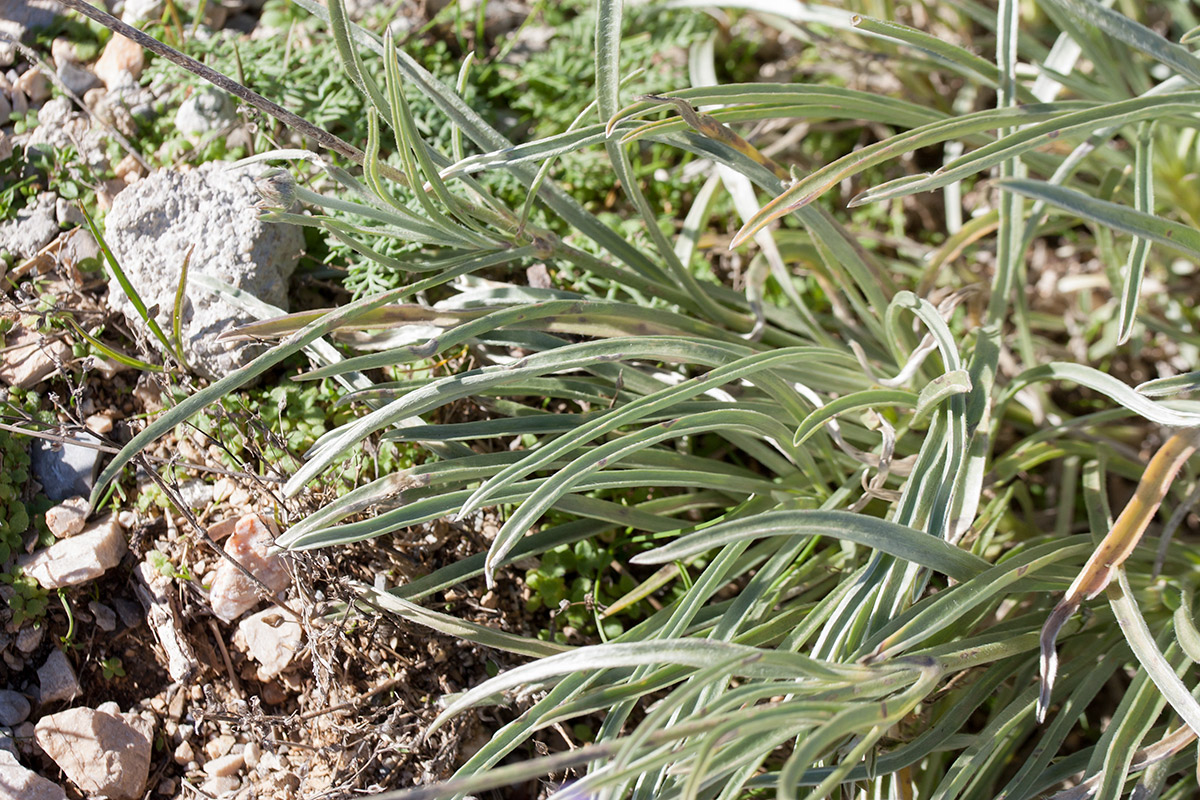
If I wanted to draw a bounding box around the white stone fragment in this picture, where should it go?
[44,496,89,538]
[0,749,67,800]
[19,516,125,589]
[235,606,303,680]
[93,33,144,91]
[35,708,151,800]
[199,775,240,798]
[203,752,245,778]
[208,515,291,623]
[0,321,70,389]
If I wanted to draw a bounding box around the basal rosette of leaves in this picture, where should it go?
[86,0,1200,797]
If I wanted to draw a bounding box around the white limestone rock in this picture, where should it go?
[44,496,88,539]
[208,515,291,623]
[102,162,302,379]
[235,606,303,680]
[19,516,126,589]
[35,708,151,800]
[0,749,67,800]
[0,320,70,389]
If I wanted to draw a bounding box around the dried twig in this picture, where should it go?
[1037,429,1200,722]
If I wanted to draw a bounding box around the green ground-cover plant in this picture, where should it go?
[73,0,1200,796]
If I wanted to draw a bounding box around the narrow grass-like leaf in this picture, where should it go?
[1000,178,1200,260]
[428,638,890,736]
[1174,596,1200,664]
[358,586,570,657]
[1040,0,1200,85]
[792,389,916,447]
[730,103,1084,247]
[631,510,990,581]
[1004,363,1200,427]
[1109,569,1200,735]
[170,244,193,366]
[851,15,1019,94]
[1118,122,1156,344]
[913,370,972,426]
[63,319,165,373]
[89,286,409,509]
[1137,372,1200,397]
[82,205,175,361]
[853,94,1199,207]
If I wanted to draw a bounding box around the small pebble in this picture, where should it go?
[14,68,50,103]
[204,752,245,778]
[85,413,114,434]
[15,625,43,654]
[242,741,260,770]
[205,734,236,760]
[200,775,240,798]
[13,722,35,756]
[0,726,16,758]
[212,478,236,504]
[44,496,89,538]
[207,515,291,623]
[0,691,30,726]
[114,598,143,627]
[260,681,287,706]
[88,601,117,632]
[20,515,125,586]
[173,740,194,766]
[38,648,81,704]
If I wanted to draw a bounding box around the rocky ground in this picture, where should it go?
[0,1,551,798]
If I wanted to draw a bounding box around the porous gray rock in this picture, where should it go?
[174,87,235,138]
[19,516,126,589]
[0,192,58,260]
[103,162,303,379]
[36,649,79,705]
[0,749,67,800]
[31,432,102,501]
[0,0,60,66]
[35,707,151,800]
